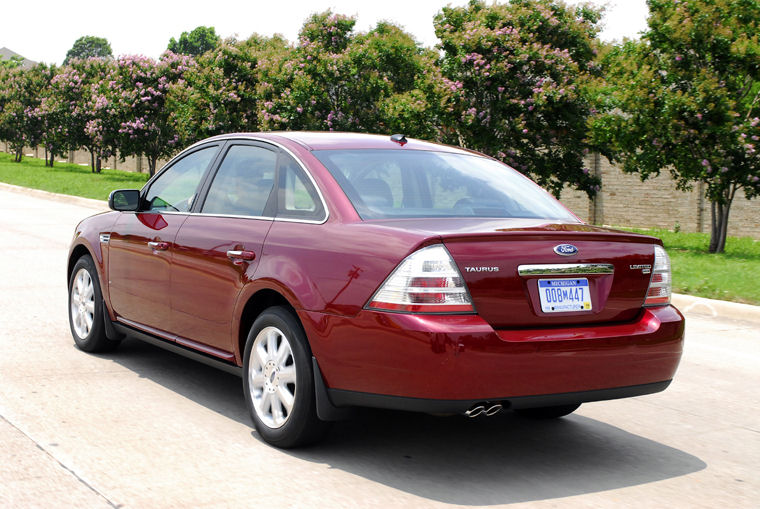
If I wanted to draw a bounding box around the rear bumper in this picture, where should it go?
[328,380,672,414]
[300,305,684,407]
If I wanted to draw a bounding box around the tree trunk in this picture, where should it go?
[148,156,158,177]
[14,148,22,162]
[708,190,735,254]
[48,150,55,167]
[90,150,96,172]
[44,147,49,167]
[96,156,102,173]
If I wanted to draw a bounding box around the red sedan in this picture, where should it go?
[67,132,684,447]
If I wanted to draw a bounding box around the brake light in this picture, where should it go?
[644,245,671,306]
[367,245,475,313]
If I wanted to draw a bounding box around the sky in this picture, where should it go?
[4,1,649,65]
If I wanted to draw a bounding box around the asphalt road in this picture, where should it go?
[1,188,758,508]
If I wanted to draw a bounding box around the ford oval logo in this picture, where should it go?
[554,244,578,256]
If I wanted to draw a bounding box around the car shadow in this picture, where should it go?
[109,338,706,505]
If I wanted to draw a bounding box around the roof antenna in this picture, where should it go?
[390,134,407,146]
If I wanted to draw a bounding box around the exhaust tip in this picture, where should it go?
[464,402,504,418]
[485,403,503,416]
[464,405,485,418]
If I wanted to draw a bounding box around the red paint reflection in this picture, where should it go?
[137,213,168,231]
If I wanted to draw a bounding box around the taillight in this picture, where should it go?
[644,245,671,306]
[366,244,475,313]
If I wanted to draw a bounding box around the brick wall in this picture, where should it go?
[561,156,759,239]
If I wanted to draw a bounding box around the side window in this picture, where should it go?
[276,153,325,221]
[202,145,277,217]
[145,146,217,212]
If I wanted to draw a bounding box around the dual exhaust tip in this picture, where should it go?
[464,402,504,418]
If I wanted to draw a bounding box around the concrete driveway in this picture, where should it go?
[0,187,758,508]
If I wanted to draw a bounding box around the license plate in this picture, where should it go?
[538,278,592,313]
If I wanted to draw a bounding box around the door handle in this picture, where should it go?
[227,250,256,261]
[148,241,170,251]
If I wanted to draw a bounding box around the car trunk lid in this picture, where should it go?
[437,223,657,329]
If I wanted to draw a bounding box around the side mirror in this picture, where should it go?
[108,189,140,211]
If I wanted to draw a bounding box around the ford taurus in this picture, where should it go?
[67,132,684,447]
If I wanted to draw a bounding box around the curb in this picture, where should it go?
[0,182,107,211]
[672,293,760,326]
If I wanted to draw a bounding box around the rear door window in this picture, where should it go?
[202,145,277,217]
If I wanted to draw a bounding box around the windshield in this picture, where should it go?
[313,149,577,221]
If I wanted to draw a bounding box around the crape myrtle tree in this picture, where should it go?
[257,11,443,139]
[0,64,54,162]
[168,26,222,56]
[68,58,121,172]
[170,34,289,145]
[41,64,88,167]
[116,52,195,176]
[593,0,760,253]
[63,36,113,65]
[434,0,603,198]
[41,58,120,172]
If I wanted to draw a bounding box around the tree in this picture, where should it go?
[0,64,53,162]
[257,11,443,139]
[170,34,289,145]
[116,52,195,176]
[64,36,113,65]
[168,26,221,56]
[596,0,760,253]
[434,0,604,198]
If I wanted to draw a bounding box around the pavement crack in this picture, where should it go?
[0,413,120,508]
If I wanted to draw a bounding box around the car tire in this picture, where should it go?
[243,306,330,448]
[514,403,581,419]
[68,255,120,353]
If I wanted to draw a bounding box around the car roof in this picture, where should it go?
[202,131,481,156]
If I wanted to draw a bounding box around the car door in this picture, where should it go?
[108,144,220,334]
[169,142,278,355]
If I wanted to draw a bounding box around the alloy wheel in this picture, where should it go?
[248,326,297,428]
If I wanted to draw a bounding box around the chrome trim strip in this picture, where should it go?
[518,263,614,276]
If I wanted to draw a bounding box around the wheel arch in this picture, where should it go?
[235,288,304,366]
[67,243,93,283]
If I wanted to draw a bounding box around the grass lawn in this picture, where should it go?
[624,228,760,305]
[0,152,148,200]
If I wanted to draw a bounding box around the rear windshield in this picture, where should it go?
[313,149,576,221]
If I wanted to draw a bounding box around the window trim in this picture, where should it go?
[134,137,330,224]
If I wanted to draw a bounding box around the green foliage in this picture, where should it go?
[167,26,221,56]
[63,36,113,65]
[0,64,54,161]
[256,11,443,139]
[434,0,604,198]
[0,55,23,69]
[171,34,289,144]
[594,0,760,252]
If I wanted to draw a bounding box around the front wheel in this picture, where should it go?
[514,403,581,419]
[243,307,329,448]
[68,255,120,353]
